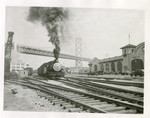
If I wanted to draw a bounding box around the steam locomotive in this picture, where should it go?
[38,61,65,79]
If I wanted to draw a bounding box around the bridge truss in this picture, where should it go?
[17,44,92,62]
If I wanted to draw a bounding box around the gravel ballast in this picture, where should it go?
[4,82,66,112]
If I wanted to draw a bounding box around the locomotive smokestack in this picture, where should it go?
[27,7,68,61]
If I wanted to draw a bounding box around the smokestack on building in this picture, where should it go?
[5,31,14,73]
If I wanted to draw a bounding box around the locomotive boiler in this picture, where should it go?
[38,60,65,79]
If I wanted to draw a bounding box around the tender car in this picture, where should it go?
[130,69,144,77]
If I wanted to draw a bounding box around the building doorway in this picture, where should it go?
[131,59,144,71]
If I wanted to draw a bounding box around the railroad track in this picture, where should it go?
[59,77,143,106]
[5,79,89,113]
[78,75,144,81]
[5,77,143,113]
[31,76,144,106]
[68,76,144,88]
[65,77,143,95]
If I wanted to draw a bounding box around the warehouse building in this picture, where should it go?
[10,60,30,74]
[89,42,144,74]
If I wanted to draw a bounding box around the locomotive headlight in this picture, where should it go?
[53,63,61,71]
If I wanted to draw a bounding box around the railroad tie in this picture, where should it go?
[63,94,83,97]
[60,103,71,106]
[82,100,102,104]
[132,96,141,100]
[48,99,59,103]
[80,99,95,102]
[93,104,116,109]
[43,95,55,100]
[68,108,82,112]
[46,96,55,101]
[52,99,62,102]
[37,92,47,97]
[53,100,66,105]
[111,109,137,114]
[81,98,96,102]
[103,106,126,112]
[71,97,89,101]
[63,94,84,97]
[63,104,76,109]
[139,97,144,101]
[87,102,107,105]
[70,96,86,99]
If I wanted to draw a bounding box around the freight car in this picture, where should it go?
[38,61,65,79]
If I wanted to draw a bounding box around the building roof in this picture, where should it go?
[120,44,136,49]
[89,55,123,64]
[99,55,123,63]
[89,57,100,63]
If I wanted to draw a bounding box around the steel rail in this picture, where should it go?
[5,79,107,113]
[66,77,143,96]
[60,79,143,106]
[24,77,143,113]
[77,76,144,88]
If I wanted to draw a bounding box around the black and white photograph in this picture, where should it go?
[3,6,145,113]
[1,0,150,118]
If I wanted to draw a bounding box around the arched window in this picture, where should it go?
[117,61,122,72]
[131,59,144,71]
[111,62,115,72]
[101,63,104,71]
[105,63,109,72]
[94,65,98,72]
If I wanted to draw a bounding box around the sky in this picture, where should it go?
[5,7,144,69]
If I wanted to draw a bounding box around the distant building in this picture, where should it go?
[89,42,144,74]
[18,70,28,78]
[10,60,30,74]
[24,67,33,76]
[67,67,89,74]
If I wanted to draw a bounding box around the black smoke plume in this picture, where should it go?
[27,7,68,61]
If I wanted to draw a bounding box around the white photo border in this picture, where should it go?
[0,0,150,118]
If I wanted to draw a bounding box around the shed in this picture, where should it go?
[18,70,28,78]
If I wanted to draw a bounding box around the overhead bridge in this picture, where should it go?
[17,44,92,62]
